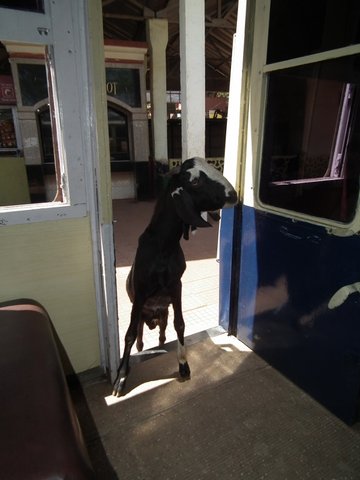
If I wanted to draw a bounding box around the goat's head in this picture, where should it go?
[170,157,237,230]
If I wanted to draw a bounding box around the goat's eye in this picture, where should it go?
[191,177,200,186]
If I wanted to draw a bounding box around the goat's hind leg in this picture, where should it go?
[158,309,168,347]
[113,328,134,396]
[113,303,141,396]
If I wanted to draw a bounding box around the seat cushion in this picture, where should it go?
[0,299,95,480]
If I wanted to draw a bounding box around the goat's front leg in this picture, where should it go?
[172,283,191,379]
[113,302,142,396]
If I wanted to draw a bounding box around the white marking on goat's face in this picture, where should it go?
[171,186,183,198]
[186,157,237,205]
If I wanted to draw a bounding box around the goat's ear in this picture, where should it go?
[171,187,211,228]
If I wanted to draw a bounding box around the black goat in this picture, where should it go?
[113,157,237,396]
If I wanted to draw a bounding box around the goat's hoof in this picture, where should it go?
[112,376,127,397]
[179,362,191,380]
[136,342,144,352]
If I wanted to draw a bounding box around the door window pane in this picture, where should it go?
[108,106,130,162]
[18,64,48,106]
[259,55,360,223]
[0,1,44,13]
[105,68,141,108]
[0,108,18,150]
[38,107,54,164]
[267,0,360,64]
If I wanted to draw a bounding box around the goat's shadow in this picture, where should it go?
[116,328,222,398]
[115,347,191,398]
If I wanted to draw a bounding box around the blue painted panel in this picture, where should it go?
[219,207,237,331]
[235,205,360,424]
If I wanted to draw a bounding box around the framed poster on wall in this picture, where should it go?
[0,107,20,152]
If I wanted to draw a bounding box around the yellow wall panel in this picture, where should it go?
[0,157,30,206]
[0,216,100,373]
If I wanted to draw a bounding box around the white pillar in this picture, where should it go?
[179,0,205,161]
[147,18,168,166]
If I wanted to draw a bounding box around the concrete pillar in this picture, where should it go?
[147,18,168,167]
[179,0,205,161]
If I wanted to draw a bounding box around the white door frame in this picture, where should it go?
[0,0,120,379]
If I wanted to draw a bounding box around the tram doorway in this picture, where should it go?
[113,198,222,353]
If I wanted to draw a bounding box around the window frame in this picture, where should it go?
[105,61,147,113]
[0,1,89,226]
[250,0,360,232]
[107,105,131,163]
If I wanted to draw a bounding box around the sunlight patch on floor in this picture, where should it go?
[210,333,252,352]
[104,378,176,406]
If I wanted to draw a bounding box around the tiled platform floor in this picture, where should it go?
[113,199,221,353]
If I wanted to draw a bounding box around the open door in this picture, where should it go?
[220,0,360,424]
[0,0,119,379]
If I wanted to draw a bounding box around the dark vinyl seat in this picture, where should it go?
[0,299,95,480]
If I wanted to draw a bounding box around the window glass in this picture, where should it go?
[18,64,48,106]
[0,1,44,13]
[38,107,54,165]
[267,0,360,64]
[0,108,18,150]
[108,106,130,167]
[39,104,131,168]
[105,68,141,108]
[259,55,360,223]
